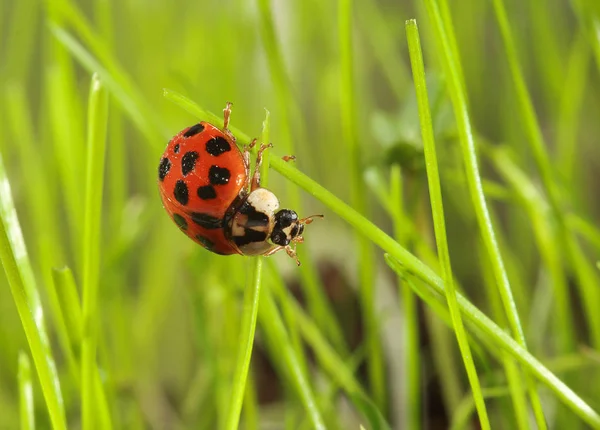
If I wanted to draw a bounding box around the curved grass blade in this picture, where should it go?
[80,73,110,430]
[0,155,67,429]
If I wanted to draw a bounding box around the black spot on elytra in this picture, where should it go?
[173,213,188,230]
[191,212,223,229]
[174,180,189,205]
[184,123,205,137]
[239,200,269,228]
[197,185,217,200]
[234,229,268,247]
[181,151,199,176]
[158,158,171,181]
[205,137,231,156]
[173,143,180,154]
[195,234,215,250]
[209,166,231,185]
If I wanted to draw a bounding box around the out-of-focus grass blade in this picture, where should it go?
[49,23,166,146]
[258,285,326,430]
[80,73,110,430]
[0,154,67,429]
[52,266,83,349]
[18,352,34,430]
[338,0,382,410]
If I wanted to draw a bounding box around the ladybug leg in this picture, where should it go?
[242,138,256,191]
[262,244,301,266]
[251,143,274,191]
[223,102,233,130]
[223,102,237,142]
[284,244,301,266]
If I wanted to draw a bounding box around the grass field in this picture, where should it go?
[1,0,600,428]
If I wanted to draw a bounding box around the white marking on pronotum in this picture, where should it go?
[247,188,279,215]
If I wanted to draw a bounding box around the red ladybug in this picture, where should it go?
[158,103,321,265]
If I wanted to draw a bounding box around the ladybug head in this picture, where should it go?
[271,209,300,246]
[270,210,322,247]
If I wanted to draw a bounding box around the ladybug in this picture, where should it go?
[158,103,321,265]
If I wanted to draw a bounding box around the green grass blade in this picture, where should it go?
[274,282,391,429]
[493,0,600,349]
[556,29,590,182]
[339,0,383,411]
[18,352,34,430]
[406,19,490,429]
[224,258,263,430]
[450,387,510,430]
[389,166,421,429]
[52,266,83,348]
[489,147,575,353]
[81,73,110,430]
[0,154,67,429]
[49,24,165,145]
[258,286,326,430]
[224,111,270,430]
[256,0,345,354]
[385,254,600,428]
[423,0,547,425]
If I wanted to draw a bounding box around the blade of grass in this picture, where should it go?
[406,19,490,429]
[81,73,110,430]
[4,83,79,381]
[339,0,383,411]
[48,24,165,146]
[389,165,421,430]
[478,242,530,430]
[256,0,346,354]
[423,0,547,426]
[224,110,271,430]
[451,387,511,430]
[267,269,391,429]
[18,352,34,430]
[52,267,83,348]
[44,65,85,261]
[52,266,113,429]
[492,0,600,352]
[0,153,67,429]
[258,283,326,430]
[488,146,575,353]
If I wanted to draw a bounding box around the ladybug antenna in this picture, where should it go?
[300,214,324,225]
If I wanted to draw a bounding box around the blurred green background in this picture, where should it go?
[1,0,600,428]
